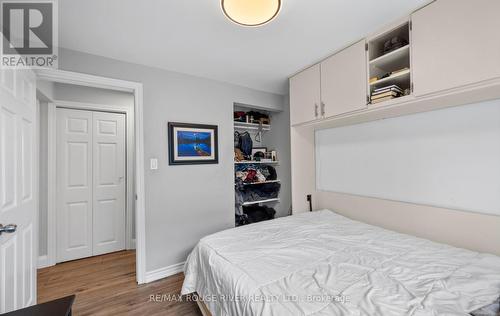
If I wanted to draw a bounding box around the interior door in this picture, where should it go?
[321,40,368,118]
[56,108,93,262]
[289,64,321,125]
[0,69,37,313]
[92,111,125,256]
[412,0,500,96]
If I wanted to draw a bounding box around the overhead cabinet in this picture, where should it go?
[321,40,368,117]
[290,40,368,125]
[290,64,321,125]
[412,0,500,96]
[290,0,500,126]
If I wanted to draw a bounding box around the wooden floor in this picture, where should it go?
[38,251,202,316]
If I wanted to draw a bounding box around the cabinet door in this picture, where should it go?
[321,40,368,118]
[321,40,367,117]
[289,64,321,125]
[56,108,93,263]
[92,112,126,256]
[412,0,500,96]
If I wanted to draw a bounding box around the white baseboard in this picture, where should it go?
[37,255,53,269]
[144,261,185,283]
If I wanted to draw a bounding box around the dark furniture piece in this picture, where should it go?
[1,295,75,316]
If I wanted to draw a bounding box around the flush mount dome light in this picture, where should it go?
[221,0,281,27]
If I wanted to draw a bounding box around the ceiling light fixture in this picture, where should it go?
[221,0,281,27]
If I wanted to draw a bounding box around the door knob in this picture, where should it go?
[0,224,17,235]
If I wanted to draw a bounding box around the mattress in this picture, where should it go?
[181,210,500,315]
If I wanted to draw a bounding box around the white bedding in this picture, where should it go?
[181,210,500,316]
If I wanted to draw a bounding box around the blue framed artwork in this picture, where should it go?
[168,122,219,165]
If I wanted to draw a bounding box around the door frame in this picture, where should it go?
[50,102,133,260]
[36,69,147,284]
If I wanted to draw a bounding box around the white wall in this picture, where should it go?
[316,99,500,216]
[57,48,287,272]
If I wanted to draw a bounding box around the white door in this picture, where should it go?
[412,0,500,96]
[56,109,93,262]
[0,69,37,313]
[56,109,125,263]
[92,111,125,256]
[289,64,321,125]
[321,40,368,118]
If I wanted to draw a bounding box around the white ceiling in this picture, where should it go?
[59,0,430,95]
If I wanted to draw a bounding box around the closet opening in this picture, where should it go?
[233,103,291,226]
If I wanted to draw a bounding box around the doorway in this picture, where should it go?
[56,108,126,262]
[35,69,146,285]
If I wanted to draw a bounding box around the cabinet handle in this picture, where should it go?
[314,103,319,118]
[321,102,325,117]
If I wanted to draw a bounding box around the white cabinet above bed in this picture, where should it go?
[289,64,321,125]
[320,40,368,118]
[289,0,500,128]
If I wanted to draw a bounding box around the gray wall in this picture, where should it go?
[54,83,135,107]
[265,95,292,217]
[58,48,287,271]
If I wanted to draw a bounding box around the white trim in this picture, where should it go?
[144,262,185,284]
[36,69,141,93]
[46,103,57,268]
[36,69,147,284]
[35,99,41,302]
[37,256,51,269]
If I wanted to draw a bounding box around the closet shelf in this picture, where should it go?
[370,69,410,87]
[369,45,409,69]
[242,180,281,185]
[242,198,280,206]
[235,161,279,164]
[234,121,271,131]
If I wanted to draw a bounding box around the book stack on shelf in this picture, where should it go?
[371,85,403,104]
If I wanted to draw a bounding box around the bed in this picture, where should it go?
[181,210,500,315]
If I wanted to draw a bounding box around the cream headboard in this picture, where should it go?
[315,191,500,256]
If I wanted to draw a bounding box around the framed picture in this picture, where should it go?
[168,122,219,165]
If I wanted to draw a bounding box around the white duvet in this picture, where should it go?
[181,210,500,316]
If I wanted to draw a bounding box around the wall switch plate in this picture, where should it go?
[150,158,158,170]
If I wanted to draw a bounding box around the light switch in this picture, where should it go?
[150,158,158,170]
